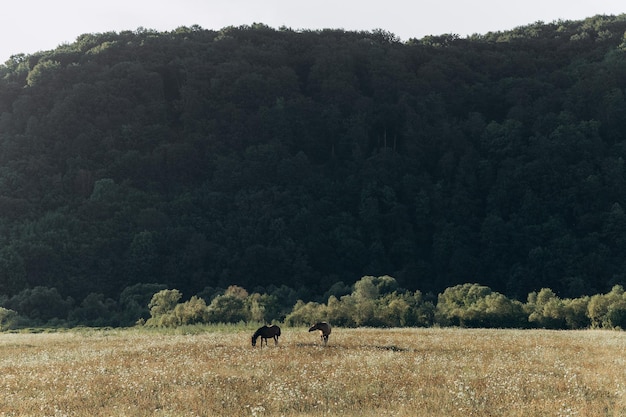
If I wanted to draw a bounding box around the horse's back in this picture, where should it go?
[309,322,331,335]
[258,324,281,337]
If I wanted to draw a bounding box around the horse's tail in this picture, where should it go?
[276,326,281,337]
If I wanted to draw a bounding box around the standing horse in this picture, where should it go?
[251,324,281,347]
[309,322,331,345]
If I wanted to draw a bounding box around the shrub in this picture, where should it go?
[247,293,281,323]
[605,300,626,329]
[0,307,17,330]
[68,293,117,327]
[326,295,355,326]
[4,286,73,323]
[587,285,626,329]
[526,288,567,329]
[118,283,167,326]
[562,297,590,329]
[173,296,209,325]
[436,283,525,328]
[435,283,492,327]
[145,289,182,326]
[207,294,248,323]
[284,300,326,326]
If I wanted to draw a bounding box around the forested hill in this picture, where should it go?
[1,16,626,303]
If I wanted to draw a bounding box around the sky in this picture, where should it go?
[0,0,624,62]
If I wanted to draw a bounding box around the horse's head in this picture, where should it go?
[251,335,257,346]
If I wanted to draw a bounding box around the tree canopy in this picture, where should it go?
[1,16,626,318]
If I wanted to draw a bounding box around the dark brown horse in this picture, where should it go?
[251,324,281,347]
[309,322,331,345]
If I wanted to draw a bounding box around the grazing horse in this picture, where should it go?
[251,325,281,347]
[309,322,331,345]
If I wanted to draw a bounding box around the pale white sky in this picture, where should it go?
[0,0,624,62]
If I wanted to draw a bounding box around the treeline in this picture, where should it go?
[2,276,626,331]
[2,16,626,306]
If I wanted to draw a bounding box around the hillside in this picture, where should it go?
[1,16,626,305]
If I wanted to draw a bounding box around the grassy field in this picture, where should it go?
[0,326,625,416]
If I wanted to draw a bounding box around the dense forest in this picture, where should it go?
[2,15,626,326]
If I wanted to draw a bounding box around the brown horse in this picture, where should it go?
[251,324,281,347]
[309,322,331,345]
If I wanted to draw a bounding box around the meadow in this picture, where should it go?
[0,326,625,416]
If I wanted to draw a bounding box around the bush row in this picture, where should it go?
[2,276,626,331]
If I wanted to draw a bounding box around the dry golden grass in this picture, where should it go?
[0,327,625,416]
